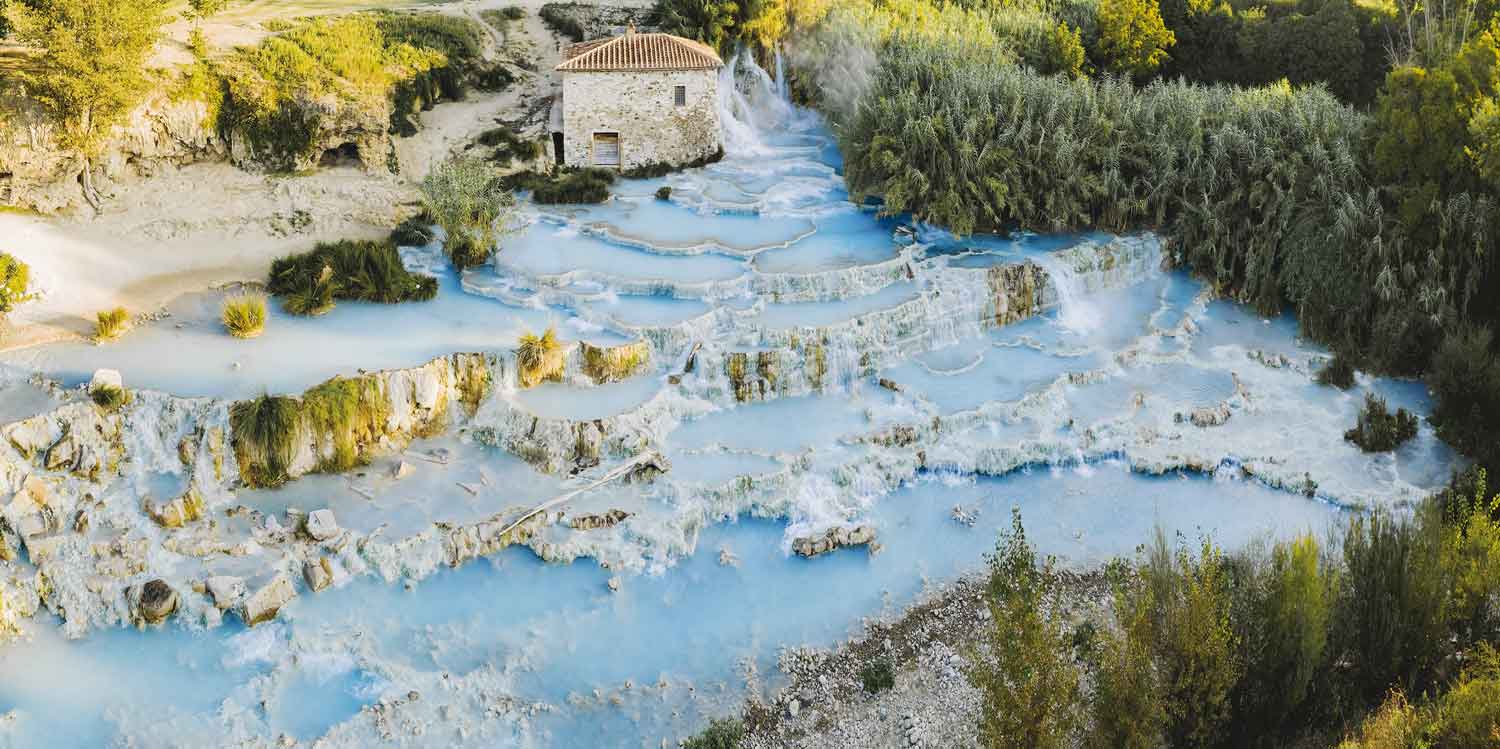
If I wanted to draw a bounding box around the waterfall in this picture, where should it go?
[1035,252,1104,335]
[717,49,794,158]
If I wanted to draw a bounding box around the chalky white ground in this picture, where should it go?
[0,54,1460,748]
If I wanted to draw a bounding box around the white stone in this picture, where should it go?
[391,460,415,480]
[205,576,247,610]
[89,369,123,392]
[241,574,297,626]
[304,509,339,541]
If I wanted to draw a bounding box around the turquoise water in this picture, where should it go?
[0,57,1461,748]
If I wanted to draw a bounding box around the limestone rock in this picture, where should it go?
[304,509,340,542]
[146,488,206,528]
[1186,404,1232,428]
[206,576,247,610]
[135,579,178,625]
[43,430,78,472]
[569,509,631,531]
[5,476,58,539]
[391,461,415,480]
[303,558,333,593]
[792,525,878,558]
[241,574,297,626]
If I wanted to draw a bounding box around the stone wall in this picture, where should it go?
[559,68,720,169]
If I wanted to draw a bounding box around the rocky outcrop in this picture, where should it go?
[579,340,651,384]
[242,574,297,626]
[568,509,631,530]
[987,262,1045,326]
[129,579,178,626]
[792,525,878,558]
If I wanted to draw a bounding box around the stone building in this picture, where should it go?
[553,28,723,170]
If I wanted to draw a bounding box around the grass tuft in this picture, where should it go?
[89,383,130,412]
[516,327,565,388]
[859,658,896,693]
[94,307,130,342]
[230,393,301,488]
[221,294,268,339]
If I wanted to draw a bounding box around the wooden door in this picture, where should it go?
[592,133,620,167]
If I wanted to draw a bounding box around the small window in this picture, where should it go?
[673,85,686,107]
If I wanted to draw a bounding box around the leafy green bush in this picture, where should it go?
[539,3,586,41]
[501,6,525,20]
[230,393,301,488]
[0,252,32,315]
[1345,393,1420,452]
[1317,354,1357,389]
[267,239,438,315]
[680,717,743,749]
[859,659,896,693]
[1429,326,1500,469]
[94,307,129,342]
[221,294,267,339]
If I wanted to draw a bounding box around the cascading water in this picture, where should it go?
[1035,251,1105,335]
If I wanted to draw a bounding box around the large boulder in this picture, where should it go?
[241,574,297,627]
[791,525,878,558]
[134,579,178,626]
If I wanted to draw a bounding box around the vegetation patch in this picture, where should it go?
[476,126,543,166]
[0,252,32,316]
[229,394,301,488]
[859,659,896,693]
[389,214,435,247]
[654,186,671,201]
[267,239,438,316]
[505,168,615,204]
[681,717,743,749]
[421,156,522,269]
[1317,354,1357,390]
[539,3,586,42]
[1345,392,1420,452]
[93,307,129,342]
[89,383,130,412]
[580,340,649,384]
[619,146,724,179]
[221,294,267,339]
[516,328,565,388]
[302,375,390,472]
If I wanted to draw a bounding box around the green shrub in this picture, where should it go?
[681,717,743,749]
[621,147,725,178]
[655,186,672,201]
[221,294,268,339]
[1429,326,1500,469]
[1345,393,1420,452]
[390,215,436,247]
[268,239,438,315]
[421,156,521,268]
[0,252,32,315]
[230,394,301,488]
[477,126,543,166]
[1317,355,1357,389]
[480,7,525,31]
[501,6,525,20]
[89,383,130,412]
[507,168,616,204]
[94,307,129,342]
[539,3,586,42]
[859,659,896,693]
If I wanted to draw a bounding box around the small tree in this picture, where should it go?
[1095,0,1175,78]
[4,0,171,210]
[419,156,520,269]
[971,508,1083,749]
[0,253,33,316]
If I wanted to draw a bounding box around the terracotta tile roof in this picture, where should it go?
[557,31,723,72]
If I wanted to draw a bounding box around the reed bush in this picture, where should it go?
[1345,393,1420,452]
[421,156,521,268]
[221,294,267,339]
[93,307,129,342]
[539,3,586,41]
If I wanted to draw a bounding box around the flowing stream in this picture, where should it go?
[0,55,1462,748]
